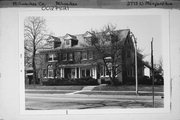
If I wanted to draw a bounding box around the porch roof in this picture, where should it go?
[58,63,97,68]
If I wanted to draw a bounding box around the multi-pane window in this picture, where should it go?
[88,51,93,59]
[100,65,104,77]
[62,53,67,61]
[82,51,87,60]
[48,65,53,78]
[68,53,73,61]
[74,52,81,62]
[55,69,60,78]
[66,39,70,45]
[105,67,111,76]
[106,62,112,76]
[48,54,58,62]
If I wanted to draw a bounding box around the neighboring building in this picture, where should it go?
[38,29,144,84]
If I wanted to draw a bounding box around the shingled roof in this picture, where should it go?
[39,29,130,53]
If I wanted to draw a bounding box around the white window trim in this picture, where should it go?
[89,51,93,60]
[69,53,73,61]
[62,53,67,61]
[100,65,118,78]
[48,69,54,78]
[48,54,58,62]
[82,52,87,60]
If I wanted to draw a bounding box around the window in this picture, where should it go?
[74,52,81,62]
[88,51,93,59]
[68,53,73,61]
[105,62,112,76]
[105,67,111,76]
[62,53,67,61]
[55,69,60,78]
[66,39,70,45]
[100,65,104,76]
[48,54,58,62]
[48,54,53,61]
[82,51,87,60]
[48,65,54,78]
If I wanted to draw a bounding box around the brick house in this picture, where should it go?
[38,29,144,84]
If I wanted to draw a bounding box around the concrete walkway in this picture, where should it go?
[65,86,97,95]
[81,86,97,91]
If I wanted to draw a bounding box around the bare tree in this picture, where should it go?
[155,57,163,75]
[86,25,124,85]
[24,17,49,85]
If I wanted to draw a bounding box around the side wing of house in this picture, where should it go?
[122,31,144,84]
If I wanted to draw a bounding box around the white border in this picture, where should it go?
[19,8,170,115]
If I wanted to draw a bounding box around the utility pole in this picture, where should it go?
[151,38,155,107]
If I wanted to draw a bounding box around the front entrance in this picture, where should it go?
[64,68,71,79]
[63,66,97,79]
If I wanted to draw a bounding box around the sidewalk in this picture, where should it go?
[25,85,164,96]
[65,86,97,95]
[26,89,164,96]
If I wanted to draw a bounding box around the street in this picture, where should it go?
[25,90,164,110]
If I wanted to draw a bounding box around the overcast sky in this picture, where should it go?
[44,14,162,63]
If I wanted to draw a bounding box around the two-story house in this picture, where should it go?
[38,29,144,84]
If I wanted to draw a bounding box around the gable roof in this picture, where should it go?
[64,33,77,40]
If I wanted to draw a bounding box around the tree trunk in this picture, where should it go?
[32,38,37,86]
[32,52,37,85]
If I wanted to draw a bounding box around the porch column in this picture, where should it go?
[104,65,105,77]
[79,67,81,78]
[60,68,62,78]
[62,68,64,78]
[94,66,97,79]
[75,67,77,78]
[90,68,92,77]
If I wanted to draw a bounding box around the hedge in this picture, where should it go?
[42,77,99,86]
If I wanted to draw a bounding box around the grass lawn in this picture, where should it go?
[25,84,163,92]
[25,90,76,94]
[77,91,163,96]
[25,85,85,90]
[93,85,164,92]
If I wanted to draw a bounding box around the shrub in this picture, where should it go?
[42,77,98,86]
[123,77,135,85]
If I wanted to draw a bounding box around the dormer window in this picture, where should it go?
[66,39,70,45]
[64,34,78,47]
[84,31,99,46]
[84,31,93,45]
[48,54,58,62]
[48,36,61,49]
